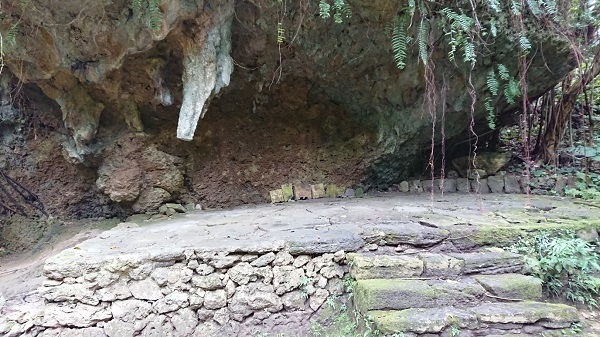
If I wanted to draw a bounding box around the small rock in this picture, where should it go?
[170,308,198,336]
[208,254,241,269]
[195,263,215,276]
[189,294,204,309]
[363,243,378,251]
[320,265,345,279]
[196,308,214,322]
[281,290,308,311]
[293,255,311,268]
[153,291,189,314]
[240,254,258,262]
[250,252,276,267]
[192,274,224,290]
[228,263,255,285]
[212,308,230,325]
[204,290,227,309]
[309,288,329,311]
[165,203,186,213]
[128,279,163,301]
[225,279,236,298]
[103,319,135,337]
[272,251,294,266]
[332,250,345,263]
[187,259,199,269]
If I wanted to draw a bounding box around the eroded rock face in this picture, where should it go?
[0,0,575,215]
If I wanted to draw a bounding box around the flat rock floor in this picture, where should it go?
[1,192,599,332]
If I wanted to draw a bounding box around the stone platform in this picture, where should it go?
[1,193,599,336]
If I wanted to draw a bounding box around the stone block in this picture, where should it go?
[343,188,355,198]
[448,251,523,274]
[269,189,285,203]
[281,183,294,201]
[347,254,423,279]
[410,180,423,192]
[310,183,325,199]
[399,181,410,192]
[293,183,311,200]
[354,279,485,312]
[324,184,344,198]
[470,178,491,193]
[504,174,522,194]
[487,175,504,193]
[468,169,487,180]
[355,187,365,198]
[422,180,436,192]
[472,274,542,301]
[417,253,464,277]
[368,307,478,334]
[456,178,470,192]
[440,178,457,193]
[473,302,578,325]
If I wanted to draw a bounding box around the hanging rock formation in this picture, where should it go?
[0,0,576,216]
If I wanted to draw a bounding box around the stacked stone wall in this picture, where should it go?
[1,249,348,337]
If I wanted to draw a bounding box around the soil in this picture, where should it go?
[0,217,119,301]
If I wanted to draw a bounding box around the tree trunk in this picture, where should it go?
[536,47,600,164]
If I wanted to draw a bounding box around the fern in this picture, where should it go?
[509,0,522,16]
[497,63,510,81]
[392,17,408,70]
[319,0,350,23]
[332,0,350,24]
[147,0,162,31]
[504,77,520,104]
[463,40,476,65]
[277,22,285,43]
[132,0,142,13]
[487,69,499,96]
[408,0,416,17]
[486,0,501,13]
[17,0,30,12]
[519,34,532,55]
[5,24,18,46]
[485,97,497,129]
[526,0,542,16]
[417,19,428,65]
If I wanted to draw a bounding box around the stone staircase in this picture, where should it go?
[348,250,580,337]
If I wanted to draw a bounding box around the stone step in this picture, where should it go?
[472,273,542,301]
[354,278,486,311]
[354,273,544,312]
[347,249,524,280]
[368,301,579,336]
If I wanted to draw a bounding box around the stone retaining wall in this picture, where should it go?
[270,173,572,203]
[1,249,348,337]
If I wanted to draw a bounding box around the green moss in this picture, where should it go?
[471,219,599,247]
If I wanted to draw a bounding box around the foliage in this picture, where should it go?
[565,171,600,200]
[318,0,352,24]
[509,231,600,308]
[131,0,162,31]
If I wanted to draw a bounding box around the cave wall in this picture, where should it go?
[0,0,575,217]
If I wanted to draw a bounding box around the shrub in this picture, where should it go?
[509,231,600,308]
